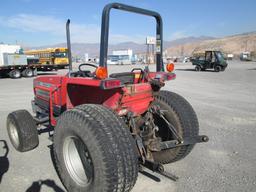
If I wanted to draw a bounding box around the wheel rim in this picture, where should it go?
[14,71,20,78]
[8,122,20,148]
[63,136,93,187]
[27,70,33,77]
[215,66,221,72]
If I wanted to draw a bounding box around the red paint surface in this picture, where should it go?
[33,71,175,126]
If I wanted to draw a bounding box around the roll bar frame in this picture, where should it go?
[99,3,164,71]
[66,3,165,73]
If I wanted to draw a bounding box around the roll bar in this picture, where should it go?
[99,3,164,72]
[66,3,165,73]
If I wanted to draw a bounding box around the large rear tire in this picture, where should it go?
[152,91,199,164]
[6,110,39,152]
[53,104,138,192]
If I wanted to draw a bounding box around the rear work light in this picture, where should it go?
[166,63,175,72]
[95,66,108,79]
[101,79,122,89]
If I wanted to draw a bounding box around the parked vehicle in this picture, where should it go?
[240,52,252,61]
[0,44,37,78]
[0,44,59,79]
[191,51,228,72]
[6,3,208,192]
[25,47,69,69]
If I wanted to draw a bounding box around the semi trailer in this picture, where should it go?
[0,44,57,79]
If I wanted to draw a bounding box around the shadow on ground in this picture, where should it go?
[37,72,58,76]
[25,179,65,192]
[175,69,215,72]
[0,72,58,79]
[0,140,9,184]
[24,124,65,192]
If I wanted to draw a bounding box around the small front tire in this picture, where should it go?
[6,110,39,152]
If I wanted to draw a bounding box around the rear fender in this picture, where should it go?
[118,83,154,116]
[66,83,122,109]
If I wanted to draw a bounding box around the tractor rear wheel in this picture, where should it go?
[53,104,138,192]
[152,91,199,164]
[6,110,39,152]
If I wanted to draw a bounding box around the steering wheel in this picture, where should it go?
[77,63,98,77]
[78,63,98,71]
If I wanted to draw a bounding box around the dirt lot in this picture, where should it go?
[0,61,256,192]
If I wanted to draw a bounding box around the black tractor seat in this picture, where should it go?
[109,72,135,84]
[69,71,94,78]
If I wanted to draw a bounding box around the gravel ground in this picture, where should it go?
[0,61,255,192]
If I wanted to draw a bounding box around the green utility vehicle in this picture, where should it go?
[191,51,228,72]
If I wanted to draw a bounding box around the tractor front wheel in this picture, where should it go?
[53,104,138,192]
[6,110,39,152]
[152,91,199,164]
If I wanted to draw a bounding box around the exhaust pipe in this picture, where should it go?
[66,19,72,75]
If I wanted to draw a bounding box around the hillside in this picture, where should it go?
[28,32,256,57]
[28,36,214,57]
[166,32,256,56]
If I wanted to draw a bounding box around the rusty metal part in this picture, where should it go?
[135,135,146,163]
[151,105,183,143]
[160,135,209,150]
[142,159,179,181]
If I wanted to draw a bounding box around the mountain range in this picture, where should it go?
[166,31,256,56]
[29,32,256,57]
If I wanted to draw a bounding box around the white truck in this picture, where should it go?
[0,44,39,78]
[0,44,60,79]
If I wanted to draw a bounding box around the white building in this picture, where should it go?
[112,49,133,57]
[108,49,134,65]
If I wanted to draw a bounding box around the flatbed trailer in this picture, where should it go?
[0,63,59,79]
[0,44,59,79]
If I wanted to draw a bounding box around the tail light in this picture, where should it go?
[101,79,122,89]
[95,67,108,79]
[166,63,175,72]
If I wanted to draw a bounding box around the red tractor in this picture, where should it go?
[6,3,208,192]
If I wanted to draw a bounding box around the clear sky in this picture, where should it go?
[0,0,256,46]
